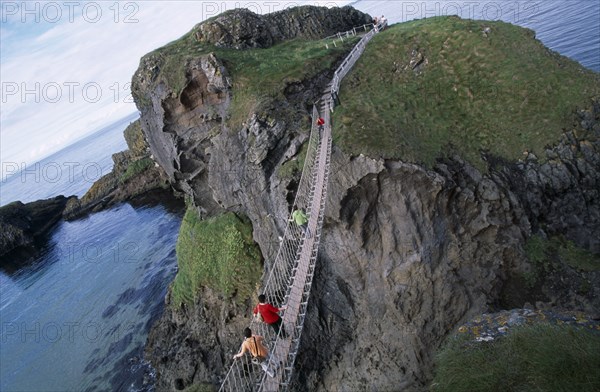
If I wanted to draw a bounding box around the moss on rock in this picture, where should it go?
[171,209,262,306]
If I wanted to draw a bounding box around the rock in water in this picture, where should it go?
[0,196,73,264]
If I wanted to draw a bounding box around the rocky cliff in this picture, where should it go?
[134,8,600,391]
[0,196,74,269]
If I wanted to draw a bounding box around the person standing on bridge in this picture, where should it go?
[233,327,275,377]
[317,117,325,132]
[254,294,287,338]
[290,208,311,238]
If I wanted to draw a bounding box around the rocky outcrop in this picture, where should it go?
[130,6,372,215]
[135,7,600,392]
[0,196,73,264]
[490,101,600,254]
[194,6,372,49]
[63,120,170,220]
[132,54,232,203]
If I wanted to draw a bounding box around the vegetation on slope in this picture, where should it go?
[279,141,308,179]
[523,234,600,288]
[141,31,359,126]
[432,324,600,391]
[171,209,262,306]
[333,16,600,169]
[119,157,153,184]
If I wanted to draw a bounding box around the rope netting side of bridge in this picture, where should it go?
[219,21,386,392]
[218,104,323,392]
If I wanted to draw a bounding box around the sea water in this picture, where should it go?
[0,115,182,392]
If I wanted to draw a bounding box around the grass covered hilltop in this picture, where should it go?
[334,16,600,169]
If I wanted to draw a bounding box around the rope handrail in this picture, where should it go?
[218,108,323,392]
[219,20,385,392]
[322,23,376,41]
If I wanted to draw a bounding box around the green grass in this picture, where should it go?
[525,234,548,265]
[119,157,153,183]
[171,209,262,306]
[559,240,600,272]
[215,37,359,125]
[139,30,359,127]
[526,234,600,271]
[333,16,600,170]
[523,234,600,287]
[432,324,600,392]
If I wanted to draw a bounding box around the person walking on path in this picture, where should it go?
[233,327,275,377]
[380,15,388,29]
[291,208,311,238]
[254,294,287,338]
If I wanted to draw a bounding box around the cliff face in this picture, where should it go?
[290,105,600,390]
[134,8,600,391]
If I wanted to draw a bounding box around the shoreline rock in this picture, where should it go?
[0,195,74,270]
[0,118,184,270]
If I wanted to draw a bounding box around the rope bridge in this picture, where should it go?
[219,21,386,392]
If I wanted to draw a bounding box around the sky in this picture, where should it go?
[2,1,598,180]
[0,0,352,179]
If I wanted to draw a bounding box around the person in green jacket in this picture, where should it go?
[290,208,311,238]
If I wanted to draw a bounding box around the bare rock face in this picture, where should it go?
[287,103,600,391]
[132,53,233,215]
[194,6,372,49]
[490,101,600,253]
[287,152,527,390]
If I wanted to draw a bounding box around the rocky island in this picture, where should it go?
[2,5,599,392]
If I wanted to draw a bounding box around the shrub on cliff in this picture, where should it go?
[119,157,154,184]
[172,209,262,306]
[432,323,600,391]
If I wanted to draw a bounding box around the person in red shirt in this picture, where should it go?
[254,294,287,338]
[316,117,325,132]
